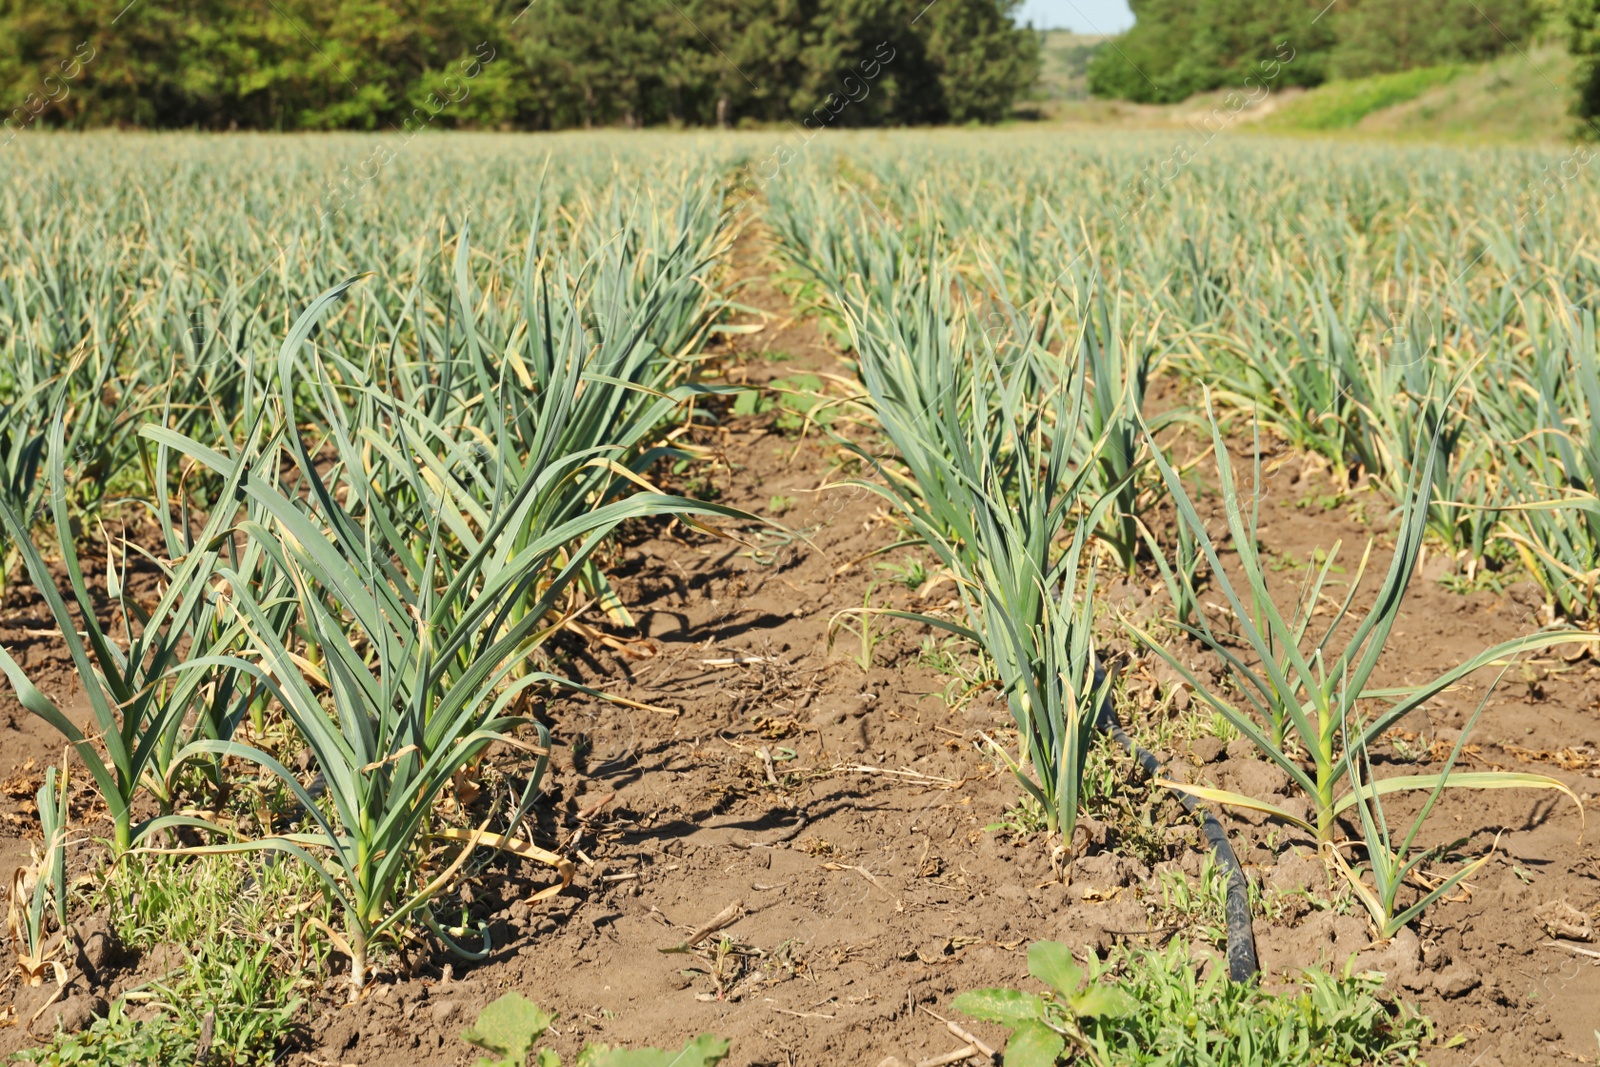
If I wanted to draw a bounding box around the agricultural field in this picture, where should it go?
[0,129,1597,1067]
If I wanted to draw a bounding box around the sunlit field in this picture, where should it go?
[1,129,1596,1066]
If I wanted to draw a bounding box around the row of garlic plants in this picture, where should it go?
[772,133,1600,622]
[1,137,748,995]
[763,138,1590,937]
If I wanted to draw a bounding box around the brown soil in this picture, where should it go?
[0,574,105,882]
[1,229,1598,1066]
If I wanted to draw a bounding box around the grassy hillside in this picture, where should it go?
[1035,29,1106,101]
[1262,65,1467,130]
[1031,30,1581,144]
[1263,43,1577,140]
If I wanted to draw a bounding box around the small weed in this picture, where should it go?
[798,837,836,857]
[952,942,1135,1064]
[915,635,996,713]
[18,934,304,1067]
[1267,550,1301,573]
[1435,548,1516,596]
[986,794,1051,838]
[1118,678,1235,754]
[917,635,966,675]
[1079,738,1168,867]
[15,1002,201,1066]
[736,523,817,566]
[462,994,554,1067]
[767,494,795,516]
[954,939,1438,1067]
[1156,854,1234,949]
[732,374,837,436]
[1384,730,1430,763]
[670,458,722,501]
[827,582,897,670]
[106,851,327,951]
[1269,547,1344,575]
[462,992,729,1066]
[1436,568,1508,595]
[46,851,336,1065]
[1295,491,1347,513]
[874,556,928,590]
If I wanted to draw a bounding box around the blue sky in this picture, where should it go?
[1015,0,1134,33]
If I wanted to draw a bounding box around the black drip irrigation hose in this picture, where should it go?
[1092,666,1260,983]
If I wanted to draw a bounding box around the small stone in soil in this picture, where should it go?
[1433,966,1481,998]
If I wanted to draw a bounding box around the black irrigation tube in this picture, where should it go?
[1093,666,1260,982]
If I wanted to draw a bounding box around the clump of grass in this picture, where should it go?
[1268,65,1463,129]
[731,373,839,436]
[462,992,729,1067]
[954,939,1438,1067]
[15,1002,202,1067]
[21,851,331,1066]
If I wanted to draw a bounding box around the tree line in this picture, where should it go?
[1573,0,1600,131]
[0,0,1039,132]
[1087,0,1548,103]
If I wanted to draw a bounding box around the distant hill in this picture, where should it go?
[1263,43,1576,141]
[1025,35,1580,143]
[1035,29,1106,101]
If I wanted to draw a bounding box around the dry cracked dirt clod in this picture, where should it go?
[1534,899,1594,941]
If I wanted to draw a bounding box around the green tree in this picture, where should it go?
[0,0,509,130]
[1087,0,1536,104]
[1569,0,1600,133]
[1193,0,1335,88]
[1085,0,1228,103]
[923,0,1041,122]
[0,0,1039,129]
[793,0,936,125]
[506,0,674,128]
[679,0,803,126]
[1330,0,1540,78]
